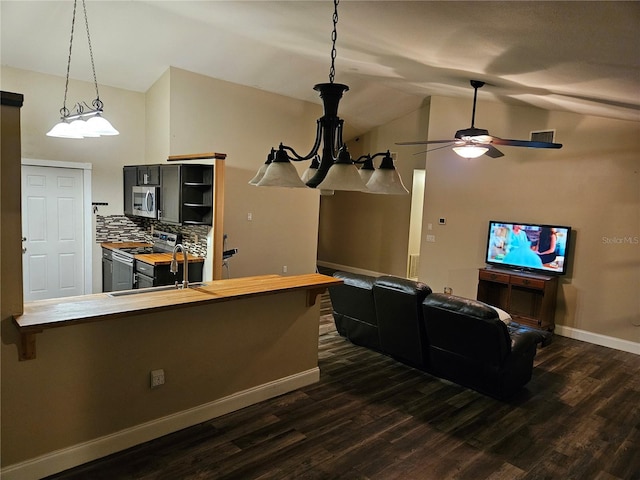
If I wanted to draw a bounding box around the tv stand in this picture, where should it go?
[476,267,558,331]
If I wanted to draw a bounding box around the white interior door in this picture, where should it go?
[22,164,85,301]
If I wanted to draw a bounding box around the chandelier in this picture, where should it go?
[249,0,407,195]
[46,0,118,139]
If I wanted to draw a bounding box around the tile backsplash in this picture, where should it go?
[96,215,209,257]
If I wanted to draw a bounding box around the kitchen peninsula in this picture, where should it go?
[4,273,340,479]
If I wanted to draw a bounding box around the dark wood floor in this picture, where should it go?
[48,299,640,480]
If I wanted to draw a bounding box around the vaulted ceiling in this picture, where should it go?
[2,1,638,137]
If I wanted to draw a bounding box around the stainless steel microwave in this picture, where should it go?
[132,185,158,219]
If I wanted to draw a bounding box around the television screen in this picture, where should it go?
[485,220,572,275]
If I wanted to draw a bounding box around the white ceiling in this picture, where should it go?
[2,1,639,137]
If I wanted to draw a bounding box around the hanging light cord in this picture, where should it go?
[80,0,103,110]
[60,0,103,117]
[60,0,79,117]
[328,0,339,84]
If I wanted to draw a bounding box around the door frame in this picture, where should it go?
[21,158,93,295]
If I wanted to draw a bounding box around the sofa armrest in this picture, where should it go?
[510,330,539,356]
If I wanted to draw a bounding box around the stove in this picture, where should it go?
[112,230,181,260]
[114,245,154,257]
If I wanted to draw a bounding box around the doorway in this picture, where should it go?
[21,159,92,301]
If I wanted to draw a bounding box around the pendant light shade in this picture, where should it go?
[46,120,83,139]
[366,152,410,195]
[249,149,275,185]
[317,147,368,192]
[358,156,375,184]
[257,146,307,188]
[85,113,119,135]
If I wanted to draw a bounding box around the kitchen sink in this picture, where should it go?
[107,282,208,297]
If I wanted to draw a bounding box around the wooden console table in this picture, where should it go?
[476,268,558,331]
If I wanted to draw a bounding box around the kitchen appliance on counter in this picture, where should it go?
[132,185,158,219]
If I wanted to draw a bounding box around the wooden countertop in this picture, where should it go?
[13,274,342,360]
[135,253,204,265]
[101,242,204,265]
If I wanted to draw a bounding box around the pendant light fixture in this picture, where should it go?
[250,0,407,195]
[46,0,118,139]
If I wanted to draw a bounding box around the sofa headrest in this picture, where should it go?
[374,275,432,297]
[333,271,377,289]
[422,293,498,320]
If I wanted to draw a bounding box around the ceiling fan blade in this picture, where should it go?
[411,143,456,155]
[491,137,563,149]
[484,145,504,158]
[396,139,456,146]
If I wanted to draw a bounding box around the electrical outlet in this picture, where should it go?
[150,369,165,388]
[444,287,453,295]
[282,265,288,273]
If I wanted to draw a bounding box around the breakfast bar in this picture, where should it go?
[4,273,341,476]
[14,273,341,360]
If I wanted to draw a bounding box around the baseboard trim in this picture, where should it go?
[317,261,388,278]
[1,368,320,480]
[555,325,639,355]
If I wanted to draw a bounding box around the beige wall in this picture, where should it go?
[320,94,640,345]
[318,102,431,275]
[165,67,322,278]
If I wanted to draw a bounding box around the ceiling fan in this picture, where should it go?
[396,80,563,158]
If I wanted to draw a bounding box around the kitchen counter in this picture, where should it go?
[101,242,204,266]
[135,252,204,266]
[13,273,341,360]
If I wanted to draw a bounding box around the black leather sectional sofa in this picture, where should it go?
[329,271,550,399]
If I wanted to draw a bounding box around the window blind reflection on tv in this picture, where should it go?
[485,220,572,275]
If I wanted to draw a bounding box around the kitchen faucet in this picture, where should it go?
[170,244,189,288]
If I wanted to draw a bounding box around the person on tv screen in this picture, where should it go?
[536,227,558,265]
[503,225,543,268]
[489,226,508,260]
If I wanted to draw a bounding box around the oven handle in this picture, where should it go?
[112,251,134,266]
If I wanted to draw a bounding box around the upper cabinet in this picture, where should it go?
[124,163,214,226]
[123,166,137,216]
[159,164,213,226]
[137,165,160,186]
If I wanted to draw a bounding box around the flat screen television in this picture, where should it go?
[485,220,572,275]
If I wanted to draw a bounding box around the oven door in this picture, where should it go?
[132,186,158,219]
[111,251,135,291]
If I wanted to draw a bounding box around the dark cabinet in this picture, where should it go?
[137,165,160,185]
[102,249,113,292]
[123,166,137,216]
[159,164,213,226]
[124,164,161,217]
[477,268,558,331]
[159,164,181,224]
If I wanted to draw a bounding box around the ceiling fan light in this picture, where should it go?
[453,145,488,159]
